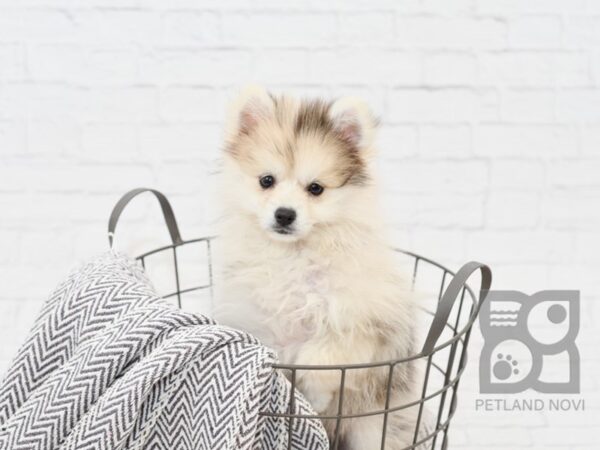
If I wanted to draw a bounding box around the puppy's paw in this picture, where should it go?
[304,388,334,412]
[297,370,340,413]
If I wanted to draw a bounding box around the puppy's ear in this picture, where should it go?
[329,97,378,151]
[226,85,274,137]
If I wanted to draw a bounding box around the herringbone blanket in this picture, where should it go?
[0,253,328,450]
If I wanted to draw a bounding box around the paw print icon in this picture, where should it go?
[493,353,520,380]
[479,290,580,394]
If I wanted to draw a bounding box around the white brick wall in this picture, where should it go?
[0,0,599,448]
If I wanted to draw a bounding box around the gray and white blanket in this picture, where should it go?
[0,252,328,450]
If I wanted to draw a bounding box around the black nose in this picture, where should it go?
[274,207,296,227]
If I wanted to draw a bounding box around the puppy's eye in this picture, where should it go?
[259,175,275,189]
[307,182,324,196]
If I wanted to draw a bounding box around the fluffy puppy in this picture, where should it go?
[214,86,423,449]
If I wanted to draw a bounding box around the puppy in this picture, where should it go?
[214,86,424,449]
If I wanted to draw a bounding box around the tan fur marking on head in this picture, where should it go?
[293,98,369,186]
[294,99,333,137]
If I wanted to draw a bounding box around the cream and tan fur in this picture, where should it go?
[214,86,423,449]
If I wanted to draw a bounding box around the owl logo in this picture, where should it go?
[479,290,580,394]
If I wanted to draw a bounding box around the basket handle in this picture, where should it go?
[420,261,492,355]
[108,188,183,248]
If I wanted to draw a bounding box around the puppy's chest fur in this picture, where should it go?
[224,247,340,353]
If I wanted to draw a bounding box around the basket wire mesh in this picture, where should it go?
[109,188,492,450]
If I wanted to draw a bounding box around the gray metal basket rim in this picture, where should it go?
[134,234,481,368]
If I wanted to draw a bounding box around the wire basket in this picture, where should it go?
[108,188,492,450]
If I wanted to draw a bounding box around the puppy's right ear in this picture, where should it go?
[226,85,273,137]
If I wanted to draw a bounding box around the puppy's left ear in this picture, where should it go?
[226,85,274,138]
[329,97,378,152]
